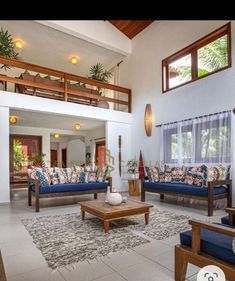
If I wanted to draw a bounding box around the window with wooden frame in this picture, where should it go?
[162,22,231,93]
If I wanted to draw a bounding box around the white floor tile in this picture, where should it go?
[4,249,47,277]
[58,260,115,281]
[134,240,172,258]
[118,259,174,281]
[92,272,126,281]
[7,267,65,281]
[102,250,148,271]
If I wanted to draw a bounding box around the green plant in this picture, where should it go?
[31,153,46,167]
[13,140,29,171]
[89,63,112,95]
[0,28,19,70]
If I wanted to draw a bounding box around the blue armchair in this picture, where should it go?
[175,219,235,281]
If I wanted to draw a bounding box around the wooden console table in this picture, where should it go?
[128,179,140,196]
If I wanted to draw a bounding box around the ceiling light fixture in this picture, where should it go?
[54,133,60,139]
[9,115,18,124]
[74,123,81,130]
[70,57,78,65]
[15,40,23,49]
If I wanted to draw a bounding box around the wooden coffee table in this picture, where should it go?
[79,199,153,233]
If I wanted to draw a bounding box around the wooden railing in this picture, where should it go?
[0,56,132,113]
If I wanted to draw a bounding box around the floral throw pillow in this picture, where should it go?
[171,167,186,183]
[145,166,159,182]
[35,170,50,187]
[207,164,231,182]
[97,166,107,182]
[50,172,59,185]
[54,167,68,184]
[185,165,207,187]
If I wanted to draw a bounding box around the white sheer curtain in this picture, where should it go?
[161,111,232,166]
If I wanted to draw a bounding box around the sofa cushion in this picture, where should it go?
[143,182,228,196]
[180,224,235,265]
[31,182,108,194]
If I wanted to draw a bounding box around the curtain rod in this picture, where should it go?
[155,109,232,128]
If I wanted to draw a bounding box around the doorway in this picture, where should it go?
[50,149,58,167]
[62,148,67,168]
[95,141,106,167]
[10,135,42,188]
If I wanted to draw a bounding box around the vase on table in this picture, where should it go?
[108,192,123,206]
[105,186,111,203]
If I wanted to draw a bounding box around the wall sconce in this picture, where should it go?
[54,133,60,139]
[9,115,18,124]
[15,40,23,49]
[74,123,81,130]
[144,104,152,137]
[70,57,78,65]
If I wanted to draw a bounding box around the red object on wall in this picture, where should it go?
[138,150,145,180]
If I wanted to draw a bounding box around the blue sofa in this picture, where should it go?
[28,178,112,212]
[141,179,232,216]
[175,219,235,281]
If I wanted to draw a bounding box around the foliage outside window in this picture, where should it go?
[162,23,231,92]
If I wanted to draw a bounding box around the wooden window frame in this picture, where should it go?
[162,22,231,93]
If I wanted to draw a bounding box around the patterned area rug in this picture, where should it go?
[22,208,191,269]
[22,213,149,269]
[114,208,191,240]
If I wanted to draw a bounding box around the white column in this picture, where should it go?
[106,121,131,192]
[0,107,10,203]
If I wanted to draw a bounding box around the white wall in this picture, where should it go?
[0,107,10,203]
[50,142,58,150]
[67,139,85,166]
[36,20,131,55]
[0,92,132,125]
[106,121,131,191]
[120,20,235,201]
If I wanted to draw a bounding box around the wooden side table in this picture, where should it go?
[128,179,140,196]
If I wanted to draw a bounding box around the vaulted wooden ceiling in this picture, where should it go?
[109,20,154,39]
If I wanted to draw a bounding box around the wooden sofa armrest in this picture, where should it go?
[189,219,235,254]
[28,177,41,187]
[226,207,235,225]
[226,207,235,214]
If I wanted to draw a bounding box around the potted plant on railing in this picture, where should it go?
[0,28,19,90]
[88,62,112,109]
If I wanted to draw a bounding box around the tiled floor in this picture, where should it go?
[0,189,226,281]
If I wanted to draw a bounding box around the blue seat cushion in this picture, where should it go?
[180,223,235,265]
[143,182,228,197]
[31,182,108,194]
[221,216,229,225]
